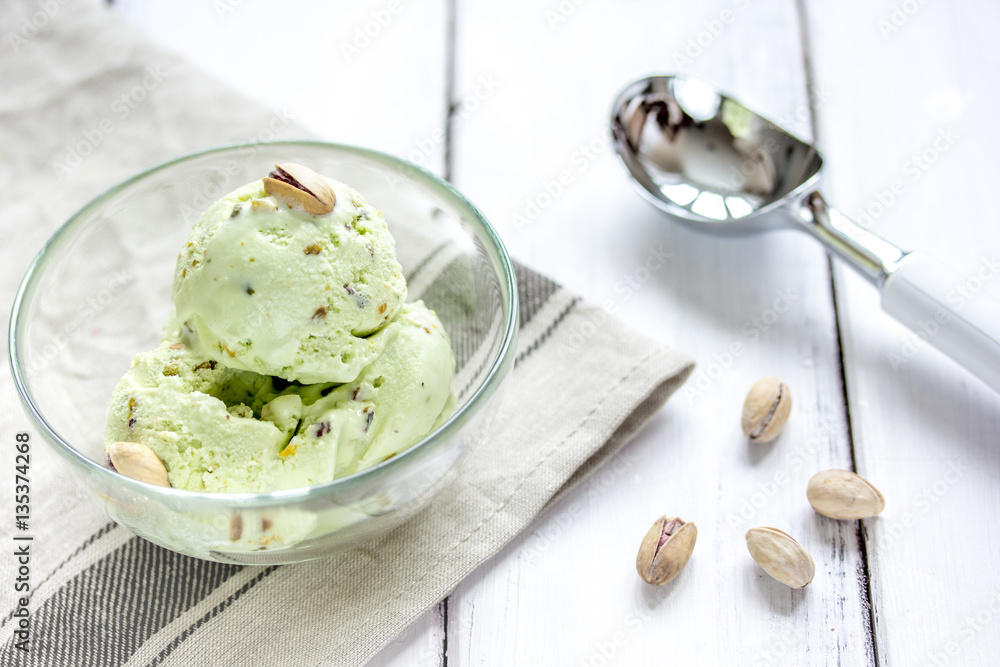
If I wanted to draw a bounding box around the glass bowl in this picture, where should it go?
[9,141,518,564]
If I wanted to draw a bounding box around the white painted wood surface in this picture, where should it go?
[805,2,1000,665]
[106,1,1000,664]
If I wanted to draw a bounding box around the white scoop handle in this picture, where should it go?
[792,194,1000,393]
[881,253,1000,392]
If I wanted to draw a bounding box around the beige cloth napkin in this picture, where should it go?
[0,2,693,665]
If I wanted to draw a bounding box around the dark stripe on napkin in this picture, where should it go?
[513,261,560,329]
[0,521,118,631]
[418,253,488,373]
[421,256,561,369]
[515,296,581,366]
[145,566,279,667]
[0,537,242,667]
[404,239,453,285]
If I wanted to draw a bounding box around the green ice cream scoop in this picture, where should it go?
[105,302,455,493]
[172,175,407,384]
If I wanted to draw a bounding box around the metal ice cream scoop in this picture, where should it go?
[610,74,1000,393]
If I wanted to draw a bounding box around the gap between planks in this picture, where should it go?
[794,0,880,665]
[441,0,458,663]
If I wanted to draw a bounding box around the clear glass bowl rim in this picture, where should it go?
[8,140,519,509]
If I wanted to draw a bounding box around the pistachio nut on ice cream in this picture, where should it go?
[105,164,456,502]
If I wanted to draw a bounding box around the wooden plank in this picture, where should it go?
[804,2,1000,665]
[449,1,871,664]
[367,603,446,667]
[108,2,449,665]
[111,0,449,173]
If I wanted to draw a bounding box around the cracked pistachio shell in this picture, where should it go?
[636,516,698,585]
[262,163,336,215]
[741,376,792,442]
[108,441,170,487]
[745,527,814,589]
[807,469,885,520]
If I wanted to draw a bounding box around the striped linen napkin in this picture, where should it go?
[0,1,693,665]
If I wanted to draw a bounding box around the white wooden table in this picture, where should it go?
[107,1,1000,664]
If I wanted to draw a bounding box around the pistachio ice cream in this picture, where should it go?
[105,164,456,500]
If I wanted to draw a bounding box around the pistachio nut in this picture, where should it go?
[262,163,336,215]
[636,516,698,585]
[741,376,792,442]
[108,441,170,488]
[251,198,278,213]
[745,526,814,588]
[807,469,885,520]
